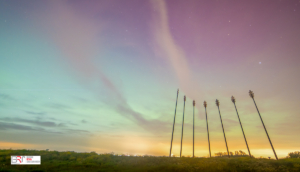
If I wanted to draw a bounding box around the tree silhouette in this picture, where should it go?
[288,151,300,158]
[215,150,248,157]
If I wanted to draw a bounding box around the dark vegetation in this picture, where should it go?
[0,149,299,172]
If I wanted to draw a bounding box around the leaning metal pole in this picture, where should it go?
[216,99,230,158]
[169,89,179,157]
[249,90,278,160]
[180,95,186,158]
[231,96,252,158]
[193,100,195,158]
[204,101,211,158]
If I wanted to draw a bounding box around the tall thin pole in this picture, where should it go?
[249,90,278,160]
[204,101,211,158]
[169,89,179,157]
[216,99,230,158]
[193,100,195,158]
[231,96,252,158]
[180,95,186,158]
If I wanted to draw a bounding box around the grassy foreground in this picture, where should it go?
[1,149,300,172]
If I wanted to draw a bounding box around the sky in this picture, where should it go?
[0,0,300,159]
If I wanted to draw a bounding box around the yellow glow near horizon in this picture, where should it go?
[0,142,36,149]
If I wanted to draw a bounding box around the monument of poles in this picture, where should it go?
[231,96,252,157]
[169,89,278,160]
[193,100,195,158]
[203,101,211,158]
[249,90,278,160]
[180,95,186,158]
[169,89,179,157]
[216,99,230,158]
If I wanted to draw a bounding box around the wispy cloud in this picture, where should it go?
[0,93,16,101]
[64,129,90,134]
[46,103,70,110]
[37,0,169,134]
[0,118,90,135]
[0,122,35,131]
[0,122,63,134]
[150,0,205,117]
[151,0,191,84]
[0,117,60,127]
[25,111,46,115]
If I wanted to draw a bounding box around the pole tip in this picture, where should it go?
[231,96,235,103]
[215,99,220,106]
[193,100,195,106]
[203,101,207,107]
[249,90,254,98]
[177,89,179,93]
[184,95,186,101]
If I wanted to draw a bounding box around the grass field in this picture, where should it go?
[1,149,299,172]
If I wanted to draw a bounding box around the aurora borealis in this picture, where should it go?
[1,0,300,158]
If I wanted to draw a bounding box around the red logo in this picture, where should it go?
[17,156,22,163]
[11,156,24,164]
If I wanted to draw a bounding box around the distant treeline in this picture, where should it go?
[0,149,299,172]
[214,150,249,157]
